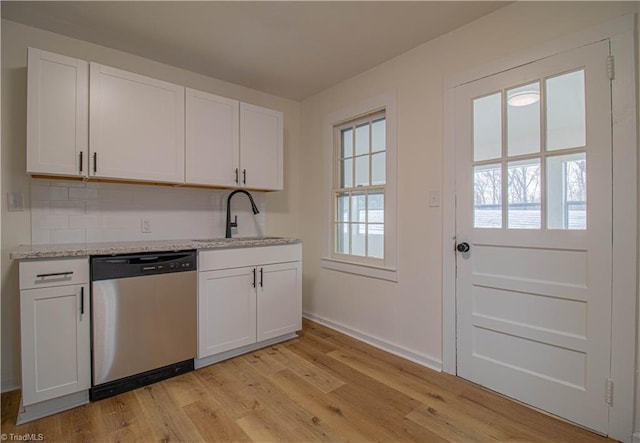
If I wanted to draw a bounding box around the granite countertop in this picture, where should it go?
[10,237,301,260]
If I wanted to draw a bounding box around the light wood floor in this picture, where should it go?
[2,319,615,442]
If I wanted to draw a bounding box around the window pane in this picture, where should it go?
[368,224,384,258]
[355,123,369,156]
[336,193,349,222]
[336,223,349,254]
[341,158,353,188]
[372,118,385,152]
[474,164,502,228]
[473,93,502,161]
[371,152,386,185]
[351,192,366,224]
[546,70,585,151]
[355,155,369,187]
[508,159,541,229]
[507,82,540,156]
[341,128,353,157]
[351,223,366,256]
[547,153,586,230]
[368,191,384,224]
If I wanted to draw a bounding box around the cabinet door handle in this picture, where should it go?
[243,169,247,185]
[80,286,85,315]
[93,152,97,174]
[36,271,74,278]
[252,268,256,288]
[235,168,239,184]
[79,151,84,174]
[259,268,263,287]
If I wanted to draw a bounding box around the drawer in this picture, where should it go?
[199,244,301,272]
[20,257,89,290]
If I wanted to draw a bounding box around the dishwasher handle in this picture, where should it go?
[92,251,197,281]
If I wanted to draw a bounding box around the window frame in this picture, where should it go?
[322,91,398,281]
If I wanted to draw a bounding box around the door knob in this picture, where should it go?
[456,242,470,253]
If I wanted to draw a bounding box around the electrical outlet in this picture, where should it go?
[141,218,152,233]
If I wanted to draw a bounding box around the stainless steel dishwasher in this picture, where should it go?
[90,250,196,401]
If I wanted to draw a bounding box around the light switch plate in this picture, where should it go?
[7,191,24,211]
[428,190,440,207]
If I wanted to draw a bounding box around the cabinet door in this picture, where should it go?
[198,267,257,358]
[20,284,90,406]
[89,63,185,183]
[27,48,88,177]
[257,262,302,342]
[239,103,283,190]
[185,89,239,186]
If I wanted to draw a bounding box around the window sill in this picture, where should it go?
[321,257,398,282]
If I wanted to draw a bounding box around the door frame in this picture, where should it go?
[442,14,637,441]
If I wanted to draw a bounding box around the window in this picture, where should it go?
[472,70,587,230]
[334,112,386,260]
[322,92,397,281]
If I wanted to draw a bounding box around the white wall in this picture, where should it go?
[1,19,301,390]
[299,0,637,379]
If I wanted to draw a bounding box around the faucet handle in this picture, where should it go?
[230,215,238,228]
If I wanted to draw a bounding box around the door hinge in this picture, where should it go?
[606,55,615,80]
[605,378,614,406]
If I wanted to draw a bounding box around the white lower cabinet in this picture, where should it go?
[197,244,302,362]
[18,258,90,423]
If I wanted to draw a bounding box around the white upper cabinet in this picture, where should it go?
[26,48,284,190]
[185,88,239,187]
[27,48,88,177]
[186,93,284,190]
[89,63,185,184]
[240,103,284,190]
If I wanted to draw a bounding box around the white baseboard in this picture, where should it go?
[17,390,89,425]
[303,312,442,372]
[1,378,20,393]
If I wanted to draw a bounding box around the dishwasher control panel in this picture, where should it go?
[91,250,197,281]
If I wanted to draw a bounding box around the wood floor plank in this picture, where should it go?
[267,368,372,442]
[134,382,204,442]
[97,391,155,442]
[230,356,340,442]
[0,319,617,442]
[183,397,252,442]
[264,344,346,393]
[162,371,211,408]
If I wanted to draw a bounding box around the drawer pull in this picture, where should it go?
[36,271,74,278]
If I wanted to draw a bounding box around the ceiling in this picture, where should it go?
[1,1,508,100]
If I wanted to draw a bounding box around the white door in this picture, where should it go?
[256,261,302,342]
[185,88,240,187]
[27,48,88,177]
[198,267,257,358]
[20,284,90,406]
[240,102,283,190]
[89,63,185,184]
[454,41,612,433]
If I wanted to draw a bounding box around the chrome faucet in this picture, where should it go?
[225,190,260,238]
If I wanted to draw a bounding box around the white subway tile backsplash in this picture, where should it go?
[33,215,69,230]
[68,215,102,229]
[51,229,86,244]
[69,188,99,200]
[49,187,69,201]
[50,201,85,216]
[30,178,266,245]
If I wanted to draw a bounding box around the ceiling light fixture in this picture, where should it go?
[507,90,540,107]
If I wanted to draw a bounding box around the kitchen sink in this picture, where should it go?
[191,236,284,242]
